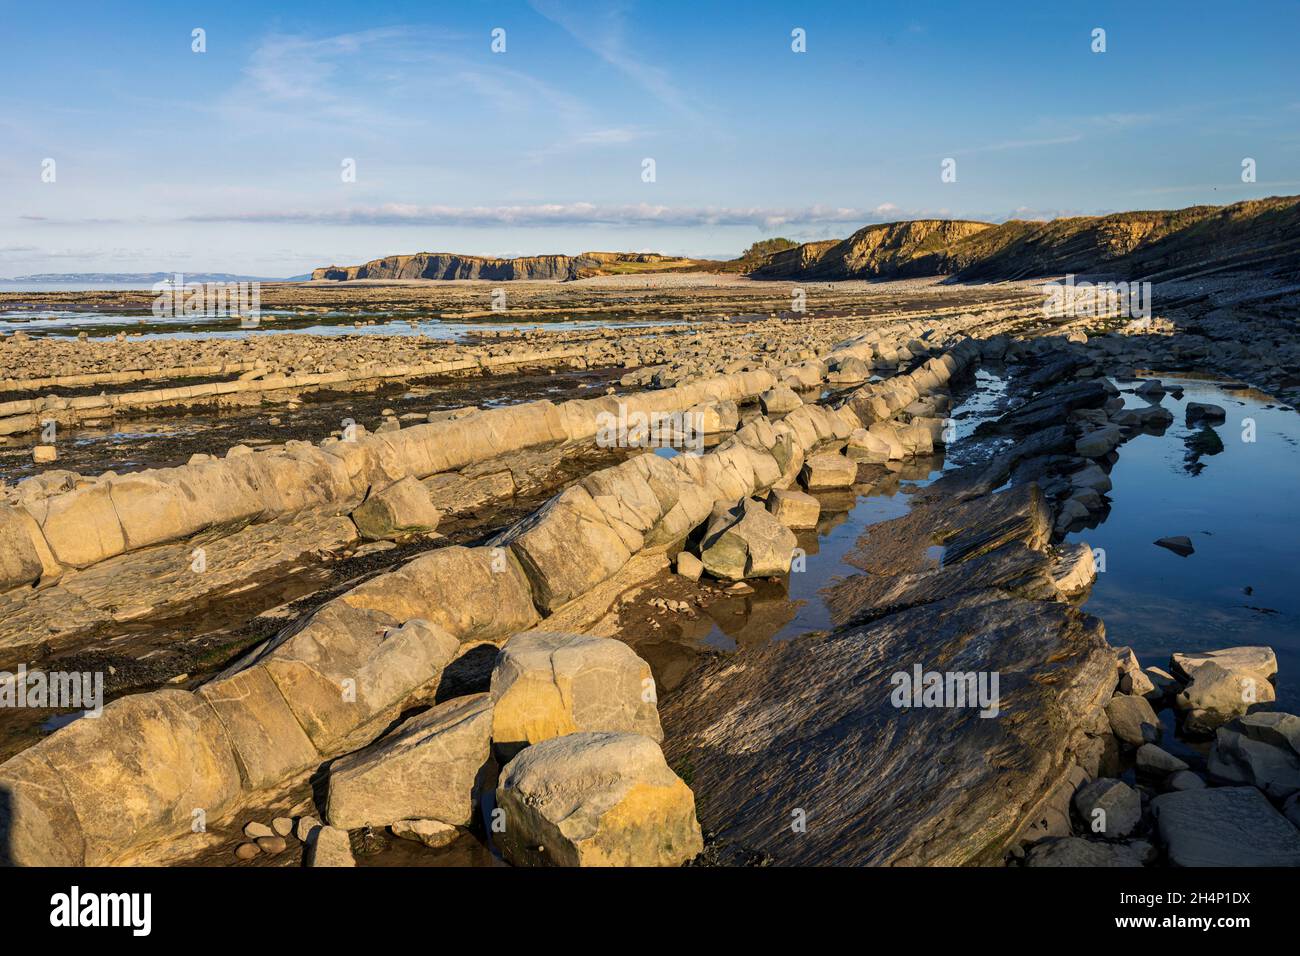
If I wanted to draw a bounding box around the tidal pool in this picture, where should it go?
[1068,375,1300,710]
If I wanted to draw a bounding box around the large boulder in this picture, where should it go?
[698,497,797,580]
[1207,713,1300,799]
[340,545,540,646]
[799,452,857,489]
[1026,837,1147,867]
[494,732,703,867]
[325,693,493,829]
[0,689,242,865]
[764,488,820,529]
[1151,786,1300,866]
[759,385,802,415]
[1105,694,1161,746]
[351,476,442,540]
[262,611,461,755]
[1173,648,1277,735]
[494,485,633,612]
[489,631,662,758]
[1072,778,1141,838]
[846,427,895,463]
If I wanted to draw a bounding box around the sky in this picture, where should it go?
[2,0,1299,276]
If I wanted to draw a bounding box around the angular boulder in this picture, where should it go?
[1105,694,1161,746]
[1207,713,1300,799]
[699,497,797,580]
[351,476,442,540]
[495,732,702,867]
[1072,778,1141,838]
[759,385,802,415]
[765,487,821,529]
[799,452,857,490]
[494,485,633,612]
[325,694,493,829]
[1151,786,1300,866]
[489,631,662,758]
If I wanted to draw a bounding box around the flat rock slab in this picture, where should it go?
[1151,786,1300,866]
[844,482,1051,577]
[661,589,1114,866]
[823,541,1057,628]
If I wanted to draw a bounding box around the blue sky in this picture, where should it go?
[2,0,1298,275]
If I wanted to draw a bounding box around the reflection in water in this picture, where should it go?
[1070,375,1300,710]
[633,373,1012,687]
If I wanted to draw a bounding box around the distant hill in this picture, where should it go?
[312,250,725,281]
[750,196,1300,283]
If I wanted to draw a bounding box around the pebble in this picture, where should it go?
[243,821,274,839]
[234,842,260,860]
[255,835,287,854]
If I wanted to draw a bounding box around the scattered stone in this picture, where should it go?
[390,818,459,849]
[234,842,260,861]
[1166,770,1206,791]
[1154,535,1194,556]
[1106,694,1162,746]
[1115,647,1155,697]
[1136,742,1189,776]
[1174,654,1277,736]
[295,816,322,842]
[1075,424,1122,458]
[243,821,273,839]
[799,452,857,490]
[1207,714,1300,798]
[272,816,294,837]
[758,384,802,415]
[765,487,820,529]
[1171,646,1277,684]
[1151,786,1300,866]
[1134,379,1166,400]
[306,825,356,867]
[1185,402,1226,425]
[326,694,493,829]
[32,445,57,464]
[255,835,287,854]
[1072,778,1141,838]
[351,475,442,541]
[675,551,704,581]
[1025,837,1146,867]
[494,732,703,867]
[1143,666,1181,701]
[699,497,797,580]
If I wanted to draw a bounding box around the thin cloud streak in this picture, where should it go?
[182,202,883,230]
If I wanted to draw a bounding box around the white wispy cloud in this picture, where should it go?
[529,0,708,126]
[954,134,1083,155]
[181,202,881,229]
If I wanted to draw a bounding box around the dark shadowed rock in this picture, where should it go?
[1026,836,1146,867]
[1151,787,1300,867]
[660,590,1114,866]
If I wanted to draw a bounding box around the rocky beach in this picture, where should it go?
[2,252,1298,871]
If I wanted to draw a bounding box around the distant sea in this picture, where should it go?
[0,282,162,292]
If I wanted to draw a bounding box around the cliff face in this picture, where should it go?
[312,251,681,282]
[312,253,580,281]
[753,196,1300,282]
[755,220,993,280]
